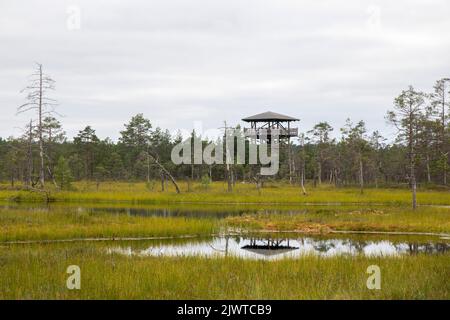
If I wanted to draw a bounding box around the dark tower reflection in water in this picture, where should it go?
[241,237,299,257]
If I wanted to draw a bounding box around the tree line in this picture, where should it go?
[1,65,449,204]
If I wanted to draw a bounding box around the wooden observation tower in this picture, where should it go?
[242,111,299,143]
[242,111,299,183]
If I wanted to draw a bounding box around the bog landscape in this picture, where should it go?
[0,69,449,299]
[1,1,450,301]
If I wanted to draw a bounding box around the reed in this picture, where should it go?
[1,205,449,243]
[0,243,448,299]
[0,208,218,242]
[1,181,450,205]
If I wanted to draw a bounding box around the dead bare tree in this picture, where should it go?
[220,121,234,192]
[25,120,34,186]
[15,119,35,186]
[17,63,58,188]
[299,134,307,195]
[147,147,180,194]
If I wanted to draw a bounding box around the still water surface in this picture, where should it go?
[2,202,449,260]
[107,235,450,260]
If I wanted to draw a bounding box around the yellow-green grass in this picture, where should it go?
[0,200,317,216]
[0,208,218,242]
[225,206,450,234]
[1,205,449,243]
[0,244,448,299]
[1,181,450,205]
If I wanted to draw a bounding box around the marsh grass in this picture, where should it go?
[0,200,311,216]
[1,199,448,300]
[1,204,449,243]
[226,207,450,234]
[0,243,448,299]
[1,181,450,205]
[0,208,218,242]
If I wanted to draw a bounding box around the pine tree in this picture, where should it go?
[54,156,73,190]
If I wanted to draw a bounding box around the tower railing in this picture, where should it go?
[244,127,298,138]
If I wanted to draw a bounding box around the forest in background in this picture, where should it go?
[0,65,449,195]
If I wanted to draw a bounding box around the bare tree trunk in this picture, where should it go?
[11,171,15,187]
[232,165,237,186]
[300,169,307,195]
[334,168,339,187]
[426,154,431,183]
[38,65,45,187]
[221,121,233,192]
[442,88,447,185]
[226,162,232,192]
[47,166,58,188]
[288,138,293,184]
[160,172,165,192]
[300,134,307,195]
[224,236,229,257]
[148,152,180,194]
[317,160,322,185]
[411,164,417,210]
[47,128,53,174]
[292,157,295,182]
[359,154,364,195]
[27,120,33,186]
[410,113,417,210]
[18,63,57,188]
[224,133,233,193]
[253,174,263,194]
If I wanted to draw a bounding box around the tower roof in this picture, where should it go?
[241,244,298,257]
[242,111,299,122]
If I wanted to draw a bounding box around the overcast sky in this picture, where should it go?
[1,0,449,142]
